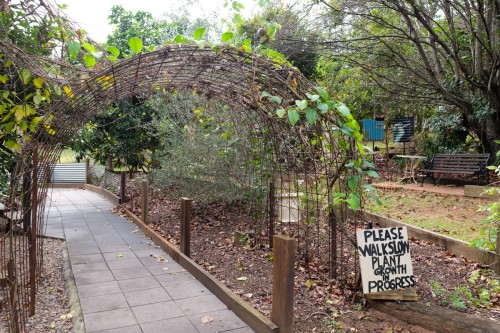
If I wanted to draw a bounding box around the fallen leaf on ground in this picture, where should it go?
[237,276,248,281]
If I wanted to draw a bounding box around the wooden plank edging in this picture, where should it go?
[83,184,120,205]
[361,211,497,266]
[369,300,500,333]
[123,207,279,333]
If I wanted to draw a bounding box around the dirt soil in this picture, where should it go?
[120,180,500,333]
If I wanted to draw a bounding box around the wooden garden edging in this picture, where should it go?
[369,300,500,333]
[122,207,279,333]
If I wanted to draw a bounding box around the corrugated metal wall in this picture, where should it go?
[362,119,385,141]
[50,163,86,184]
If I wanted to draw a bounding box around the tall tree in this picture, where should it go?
[314,0,500,154]
[235,2,321,78]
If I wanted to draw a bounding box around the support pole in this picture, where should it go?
[271,235,296,333]
[120,172,126,204]
[180,198,193,257]
[30,142,38,316]
[268,182,275,249]
[140,180,148,224]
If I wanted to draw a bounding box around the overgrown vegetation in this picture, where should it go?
[470,142,500,252]
[148,91,270,204]
[429,270,500,310]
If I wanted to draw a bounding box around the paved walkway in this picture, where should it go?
[45,188,253,333]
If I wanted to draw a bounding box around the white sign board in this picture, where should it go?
[356,227,415,294]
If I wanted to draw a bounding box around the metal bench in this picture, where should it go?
[419,153,490,186]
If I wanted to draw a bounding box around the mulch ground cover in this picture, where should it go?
[119,178,500,333]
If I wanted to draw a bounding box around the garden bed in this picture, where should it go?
[119,182,500,333]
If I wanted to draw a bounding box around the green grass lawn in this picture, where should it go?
[365,188,492,243]
[58,149,78,163]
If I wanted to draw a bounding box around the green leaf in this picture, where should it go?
[317,102,328,114]
[33,78,45,88]
[29,116,41,132]
[14,105,23,120]
[128,37,143,53]
[148,45,155,52]
[340,124,354,136]
[83,54,96,68]
[18,120,27,131]
[306,93,320,101]
[193,28,206,41]
[33,94,42,105]
[262,91,282,104]
[362,184,376,192]
[5,121,14,133]
[25,104,35,115]
[221,31,234,42]
[107,46,120,57]
[232,1,244,11]
[332,192,346,205]
[295,99,308,110]
[68,41,80,59]
[4,140,20,149]
[305,108,318,125]
[315,86,329,100]
[337,103,351,118]
[362,160,376,169]
[365,170,379,178]
[348,175,361,190]
[107,55,118,63]
[288,108,299,125]
[346,193,360,210]
[82,42,96,53]
[276,108,285,118]
[0,75,8,84]
[174,34,184,43]
[20,68,31,85]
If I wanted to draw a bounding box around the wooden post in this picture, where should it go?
[140,180,148,224]
[271,235,296,333]
[268,182,275,249]
[180,198,193,257]
[85,158,90,184]
[8,259,19,332]
[120,172,126,204]
[495,222,500,274]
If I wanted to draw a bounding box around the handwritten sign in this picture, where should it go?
[356,227,415,294]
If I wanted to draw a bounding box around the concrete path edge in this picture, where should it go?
[61,242,86,333]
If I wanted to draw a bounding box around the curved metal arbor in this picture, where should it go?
[2,44,360,331]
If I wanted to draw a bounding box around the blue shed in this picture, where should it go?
[362,119,384,141]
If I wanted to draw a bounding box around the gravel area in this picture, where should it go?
[0,239,74,333]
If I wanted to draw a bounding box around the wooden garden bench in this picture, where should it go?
[419,153,490,186]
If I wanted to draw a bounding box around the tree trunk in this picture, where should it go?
[106,156,113,171]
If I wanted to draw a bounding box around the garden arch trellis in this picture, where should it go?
[1,43,365,332]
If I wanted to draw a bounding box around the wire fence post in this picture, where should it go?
[495,221,500,274]
[268,182,275,249]
[30,142,38,316]
[271,235,296,332]
[141,180,148,224]
[180,198,193,257]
